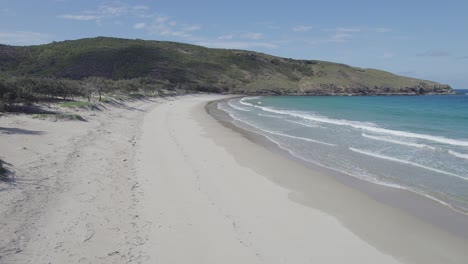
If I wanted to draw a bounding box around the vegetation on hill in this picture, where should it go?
[0,37,453,105]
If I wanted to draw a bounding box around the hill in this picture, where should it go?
[0,37,452,95]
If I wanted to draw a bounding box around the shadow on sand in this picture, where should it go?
[0,127,44,135]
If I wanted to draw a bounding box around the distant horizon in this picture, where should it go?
[1,0,467,88]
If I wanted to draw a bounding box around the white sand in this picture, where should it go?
[135,95,401,263]
[1,95,467,263]
[0,98,158,263]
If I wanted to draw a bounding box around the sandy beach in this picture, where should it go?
[1,94,467,263]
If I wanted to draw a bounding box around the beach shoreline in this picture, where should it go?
[1,94,467,263]
[205,96,468,262]
[207,97,468,239]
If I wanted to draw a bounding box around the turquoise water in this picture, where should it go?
[219,91,468,213]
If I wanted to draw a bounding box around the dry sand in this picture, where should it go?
[0,98,159,263]
[1,94,467,263]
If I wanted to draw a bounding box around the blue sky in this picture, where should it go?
[1,0,467,88]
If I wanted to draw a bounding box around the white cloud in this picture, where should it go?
[145,15,194,38]
[292,25,313,32]
[59,14,101,21]
[155,16,170,23]
[240,32,263,40]
[133,5,153,18]
[416,50,450,57]
[382,51,396,59]
[329,33,352,43]
[134,22,146,29]
[183,25,201,31]
[308,33,353,45]
[217,33,263,40]
[309,26,393,46]
[336,27,362,32]
[218,34,234,40]
[1,8,15,16]
[58,3,151,23]
[375,27,392,33]
[196,41,276,50]
[0,31,52,45]
[57,3,199,40]
[99,4,127,16]
[132,5,149,11]
[323,27,391,33]
[160,30,190,38]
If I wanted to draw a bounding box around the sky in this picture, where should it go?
[1,0,467,88]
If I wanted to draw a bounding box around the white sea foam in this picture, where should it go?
[228,100,251,111]
[244,102,468,147]
[258,113,283,119]
[259,128,468,215]
[448,150,468,160]
[246,96,262,100]
[261,129,468,215]
[219,102,468,214]
[349,147,467,181]
[265,130,336,146]
[362,133,435,149]
[239,98,256,107]
[286,120,320,128]
[229,112,336,146]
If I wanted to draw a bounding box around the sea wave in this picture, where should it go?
[228,100,251,111]
[220,101,468,214]
[286,120,320,128]
[228,110,336,146]
[265,130,336,146]
[239,98,256,107]
[349,147,467,181]
[448,150,468,160]
[240,98,468,147]
[258,113,283,119]
[361,133,435,149]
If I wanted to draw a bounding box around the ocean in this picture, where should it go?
[218,90,468,214]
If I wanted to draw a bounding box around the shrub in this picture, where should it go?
[0,159,5,175]
[32,113,85,121]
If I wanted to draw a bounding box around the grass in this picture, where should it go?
[100,97,114,103]
[32,113,85,121]
[61,101,94,108]
[127,93,146,99]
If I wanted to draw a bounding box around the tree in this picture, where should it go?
[82,77,106,102]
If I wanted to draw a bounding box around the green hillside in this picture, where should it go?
[0,37,452,95]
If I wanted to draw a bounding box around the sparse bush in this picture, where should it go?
[32,113,85,121]
[0,159,5,175]
[61,101,94,108]
[0,76,85,105]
